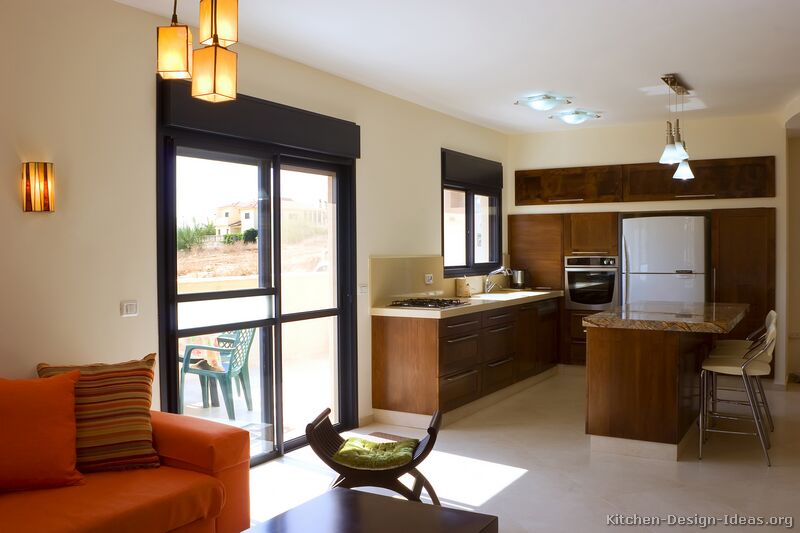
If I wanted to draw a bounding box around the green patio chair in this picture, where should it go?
[179,328,256,420]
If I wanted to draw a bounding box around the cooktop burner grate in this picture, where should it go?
[389,298,469,309]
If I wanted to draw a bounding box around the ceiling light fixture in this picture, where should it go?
[515,94,572,111]
[156,0,192,80]
[192,0,238,102]
[659,74,691,166]
[548,109,601,125]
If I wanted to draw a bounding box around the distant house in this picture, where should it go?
[214,201,257,235]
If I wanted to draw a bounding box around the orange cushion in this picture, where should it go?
[0,371,83,491]
[37,354,160,472]
[0,466,224,533]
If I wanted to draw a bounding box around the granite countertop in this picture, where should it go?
[370,290,563,319]
[582,301,749,334]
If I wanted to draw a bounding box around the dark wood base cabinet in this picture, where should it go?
[372,299,560,415]
[586,328,711,444]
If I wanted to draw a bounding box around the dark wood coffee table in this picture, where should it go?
[247,488,498,533]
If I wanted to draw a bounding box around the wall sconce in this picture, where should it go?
[21,162,55,212]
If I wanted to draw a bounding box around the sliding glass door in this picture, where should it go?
[173,149,276,457]
[279,163,341,442]
[159,134,357,464]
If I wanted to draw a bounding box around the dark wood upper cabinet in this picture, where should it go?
[623,156,775,202]
[711,208,776,342]
[515,165,623,205]
[563,213,619,256]
[508,214,564,290]
[517,156,774,205]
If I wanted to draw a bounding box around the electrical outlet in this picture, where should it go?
[358,283,368,295]
[424,273,434,285]
[120,300,139,318]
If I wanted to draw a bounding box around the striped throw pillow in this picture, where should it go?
[37,354,160,472]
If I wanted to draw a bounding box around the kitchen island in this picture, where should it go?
[583,301,748,460]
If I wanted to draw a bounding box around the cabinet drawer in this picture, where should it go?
[569,341,586,365]
[482,307,517,327]
[439,314,482,338]
[439,367,481,412]
[482,323,516,362]
[439,333,481,376]
[483,357,515,395]
[570,312,592,340]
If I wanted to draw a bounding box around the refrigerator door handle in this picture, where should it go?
[622,234,630,305]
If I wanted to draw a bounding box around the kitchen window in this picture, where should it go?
[441,149,503,277]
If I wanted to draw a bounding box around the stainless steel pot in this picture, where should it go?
[511,269,527,289]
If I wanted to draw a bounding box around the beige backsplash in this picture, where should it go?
[369,255,512,306]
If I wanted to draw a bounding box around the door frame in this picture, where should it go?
[156,127,358,466]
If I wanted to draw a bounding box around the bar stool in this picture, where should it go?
[709,320,776,432]
[699,327,776,466]
[710,310,776,357]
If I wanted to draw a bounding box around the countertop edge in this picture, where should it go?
[582,303,748,334]
[370,291,564,319]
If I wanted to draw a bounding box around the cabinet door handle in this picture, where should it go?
[534,286,553,290]
[488,325,514,334]
[488,357,513,368]
[488,313,512,321]
[444,369,479,382]
[713,267,717,303]
[674,193,716,199]
[571,251,609,255]
[446,334,479,344]
[446,320,479,329]
[548,198,584,203]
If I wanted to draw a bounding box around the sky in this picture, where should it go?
[176,155,331,226]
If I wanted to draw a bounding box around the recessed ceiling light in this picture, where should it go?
[548,109,601,125]
[515,93,572,111]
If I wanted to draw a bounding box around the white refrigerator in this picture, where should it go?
[621,216,707,304]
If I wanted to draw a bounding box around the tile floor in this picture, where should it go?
[250,366,800,532]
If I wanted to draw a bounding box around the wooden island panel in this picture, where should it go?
[586,328,710,444]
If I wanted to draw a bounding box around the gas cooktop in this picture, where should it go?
[389,298,469,309]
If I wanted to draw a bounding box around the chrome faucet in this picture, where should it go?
[484,267,512,293]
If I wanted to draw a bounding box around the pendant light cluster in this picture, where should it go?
[658,74,694,180]
[515,93,602,125]
[157,0,238,103]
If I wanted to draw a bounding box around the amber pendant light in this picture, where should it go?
[192,41,237,102]
[199,0,238,47]
[192,0,238,102]
[157,0,192,80]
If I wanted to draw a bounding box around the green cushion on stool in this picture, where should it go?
[332,437,420,470]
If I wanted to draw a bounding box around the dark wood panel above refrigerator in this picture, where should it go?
[516,156,775,205]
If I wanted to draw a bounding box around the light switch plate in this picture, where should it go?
[120,300,139,318]
[358,283,368,295]
[424,273,434,285]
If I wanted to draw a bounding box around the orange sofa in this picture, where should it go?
[0,411,250,533]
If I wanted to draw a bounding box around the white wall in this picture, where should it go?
[508,115,789,384]
[0,0,507,417]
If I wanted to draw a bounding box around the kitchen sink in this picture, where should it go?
[471,290,549,301]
